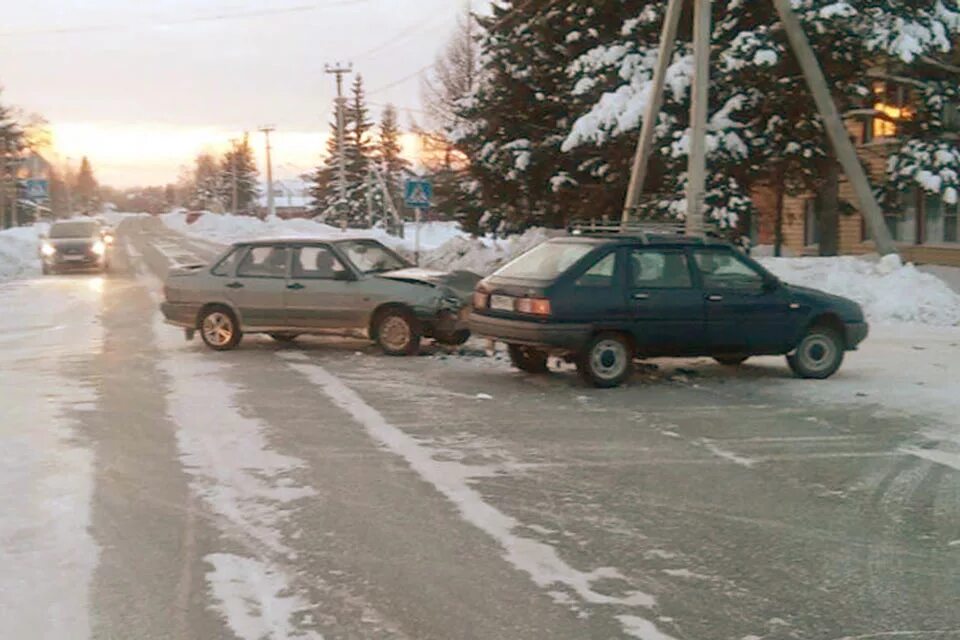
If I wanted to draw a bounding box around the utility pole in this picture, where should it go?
[770,0,897,255]
[259,125,276,218]
[685,0,711,236]
[230,138,239,215]
[325,62,353,221]
[619,0,898,255]
[64,157,74,218]
[621,0,682,224]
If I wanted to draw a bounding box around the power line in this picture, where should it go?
[0,0,372,38]
[350,11,452,62]
[368,63,436,95]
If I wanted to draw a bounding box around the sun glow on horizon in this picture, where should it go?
[49,122,432,188]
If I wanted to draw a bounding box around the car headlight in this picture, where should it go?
[41,242,56,257]
[92,240,106,256]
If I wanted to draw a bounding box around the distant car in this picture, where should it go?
[40,219,111,274]
[161,237,481,354]
[469,233,869,388]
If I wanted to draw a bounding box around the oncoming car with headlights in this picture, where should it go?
[161,237,481,354]
[40,219,111,274]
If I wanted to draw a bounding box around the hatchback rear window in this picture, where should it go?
[494,242,595,280]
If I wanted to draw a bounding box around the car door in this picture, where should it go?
[628,247,707,356]
[285,245,367,329]
[551,248,631,327]
[691,247,792,354]
[226,245,290,328]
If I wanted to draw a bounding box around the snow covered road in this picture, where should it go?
[1,216,959,639]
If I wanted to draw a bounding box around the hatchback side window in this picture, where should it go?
[294,246,348,279]
[236,246,289,278]
[693,249,763,291]
[630,250,692,288]
[575,252,617,288]
[211,248,242,277]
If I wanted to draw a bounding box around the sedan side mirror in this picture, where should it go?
[763,276,780,292]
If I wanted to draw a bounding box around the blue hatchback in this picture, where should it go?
[469,234,868,388]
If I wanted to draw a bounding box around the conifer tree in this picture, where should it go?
[75,156,99,214]
[191,153,223,211]
[219,134,260,215]
[377,104,410,210]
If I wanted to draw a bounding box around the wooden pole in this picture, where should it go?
[686,0,711,236]
[621,0,684,224]
[770,0,897,255]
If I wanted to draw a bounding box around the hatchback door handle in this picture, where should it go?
[633,293,650,301]
[287,283,305,290]
[706,294,723,302]
[226,282,244,289]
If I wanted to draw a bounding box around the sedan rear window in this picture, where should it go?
[49,221,98,238]
[494,242,595,280]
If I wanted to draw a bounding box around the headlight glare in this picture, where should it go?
[92,241,106,256]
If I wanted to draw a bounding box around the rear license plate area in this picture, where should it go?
[490,295,514,312]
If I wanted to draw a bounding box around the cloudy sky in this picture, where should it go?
[0,0,480,187]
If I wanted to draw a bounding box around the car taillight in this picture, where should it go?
[473,291,489,309]
[515,297,551,316]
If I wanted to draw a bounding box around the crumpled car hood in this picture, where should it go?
[376,268,481,298]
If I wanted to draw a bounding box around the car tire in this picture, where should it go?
[715,355,749,366]
[787,326,844,379]
[269,333,300,343]
[374,308,421,356]
[199,306,243,351]
[508,344,549,374]
[576,333,633,388]
[436,329,471,347]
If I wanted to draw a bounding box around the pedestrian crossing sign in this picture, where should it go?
[404,179,432,208]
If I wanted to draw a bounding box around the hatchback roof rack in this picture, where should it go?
[568,220,704,244]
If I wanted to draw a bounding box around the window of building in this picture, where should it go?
[804,199,820,247]
[922,195,959,245]
[944,102,960,133]
[871,81,913,139]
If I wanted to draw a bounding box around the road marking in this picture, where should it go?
[281,353,676,640]
[901,447,960,472]
[699,439,756,468]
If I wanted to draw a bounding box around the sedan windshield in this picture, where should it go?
[494,241,595,280]
[49,221,99,239]
[339,240,409,274]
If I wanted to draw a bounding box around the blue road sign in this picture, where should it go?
[404,179,432,208]
[25,179,49,201]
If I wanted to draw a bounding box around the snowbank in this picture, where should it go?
[421,228,556,274]
[760,254,960,326]
[0,225,45,281]
[160,213,960,326]
[161,212,465,253]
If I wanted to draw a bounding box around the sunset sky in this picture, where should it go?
[0,0,478,187]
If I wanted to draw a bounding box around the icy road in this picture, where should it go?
[2,217,960,640]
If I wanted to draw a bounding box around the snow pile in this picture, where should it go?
[0,225,44,281]
[760,254,960,326]
[161,211,465,253]
[421,228,556,274]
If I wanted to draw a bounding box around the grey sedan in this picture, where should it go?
[161,237,480,354]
